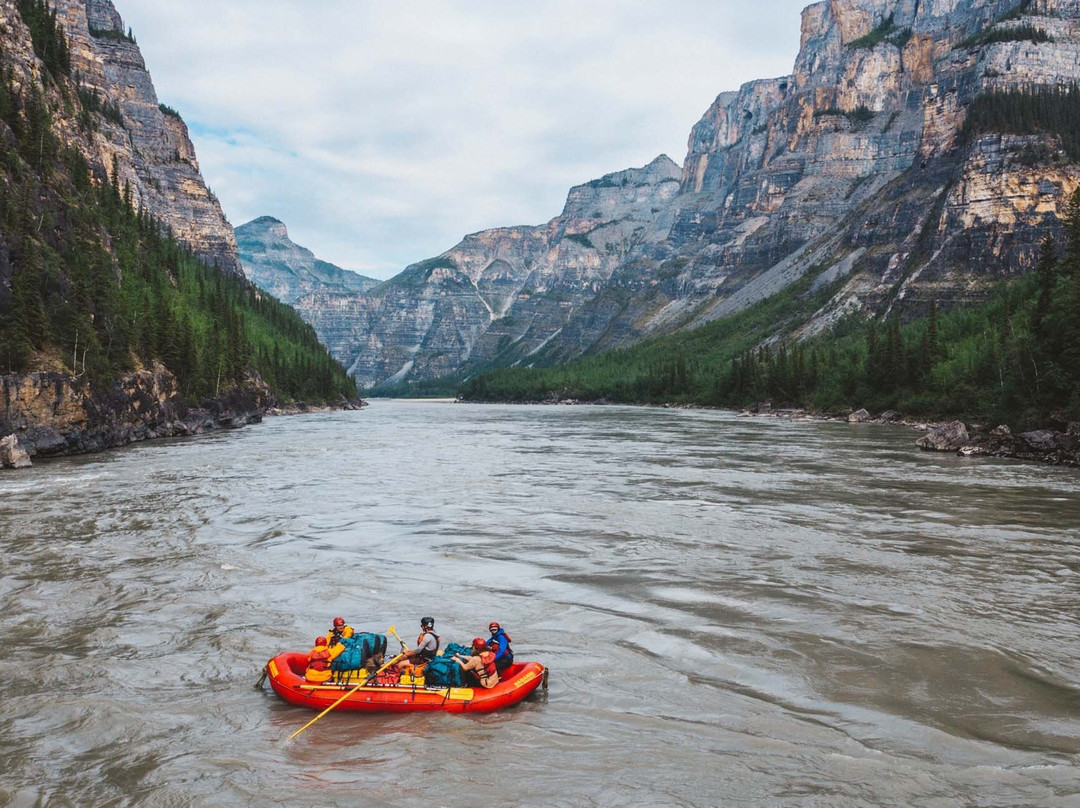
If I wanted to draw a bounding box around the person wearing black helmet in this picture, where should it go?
[486,621,514,673]
[395,616,441,673]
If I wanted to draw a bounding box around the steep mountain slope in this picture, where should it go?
[237,216,378,304]
[285,0,1080,391]
[52,0,243,275]
[298,155,683,387]
[0,0,357,465]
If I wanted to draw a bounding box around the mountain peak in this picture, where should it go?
[240,216,290,240]
[237,216,378,304]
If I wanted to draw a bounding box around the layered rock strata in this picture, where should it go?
[0,368,271,468]
[42,0,243,274]
[270,0,1080,389]
[293,155,683,388]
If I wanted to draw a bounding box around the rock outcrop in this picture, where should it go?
[0,434,30,468]
[43,0,243,275]
[919,420,1080,465]
[916,420,970,451]
[267,0,1080,389]
[0,367,273,465]
[237,217,378,304]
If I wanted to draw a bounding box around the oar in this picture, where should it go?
[389,626,409,652]
[288,626,404,741]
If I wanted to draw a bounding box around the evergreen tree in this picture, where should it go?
[1033,234,1058,346]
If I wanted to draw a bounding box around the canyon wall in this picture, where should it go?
[41,0,242,274]
[246,1,1080,389]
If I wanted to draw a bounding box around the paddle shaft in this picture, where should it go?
[288,627,403,741]
[390,626,409,652]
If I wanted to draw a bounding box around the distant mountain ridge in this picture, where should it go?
[237,217,378,305]
[245,0,1080,390]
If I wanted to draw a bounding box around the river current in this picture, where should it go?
[1,401,1078,807]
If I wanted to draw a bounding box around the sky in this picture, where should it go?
[116,1,809,279]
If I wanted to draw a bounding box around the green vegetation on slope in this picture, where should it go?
[955,23,1052,50]
[17,0,70,78]
[0,31,355,403]
[964,84,1080,161]
[460,264,851,407]
[87,25,136,45]
[461,192,1080,427]
[847,14,913,50]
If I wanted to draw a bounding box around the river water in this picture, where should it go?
[1,401,1079,807]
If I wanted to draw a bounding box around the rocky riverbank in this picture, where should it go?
[0,367,364,470]
[459,394,1080,468]
[741,403,1080,468]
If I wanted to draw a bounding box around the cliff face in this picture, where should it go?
[672,0,1080,335]
[237,217,378,305]
[295,155,682,388]
[246,0,1080,389]
[0,0,362,469]
[0,367,270,467]
[43,0,243,275]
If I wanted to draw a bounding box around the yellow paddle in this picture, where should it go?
[288,626,403,741]
[389,626,409,652]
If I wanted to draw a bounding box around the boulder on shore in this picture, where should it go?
[848,409,871,423]
[0,435,31,469]
[1020,430,1063,454]
[916,421,969,452]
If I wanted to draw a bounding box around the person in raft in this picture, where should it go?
[325,616,354,647]
[453,638,500,689]
[395,616,441,672]
[305,636,344,683]
[486,621,514,673]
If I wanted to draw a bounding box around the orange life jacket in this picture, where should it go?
[308,647,331,672]
[479,650,497,680]
[416,630,441,661]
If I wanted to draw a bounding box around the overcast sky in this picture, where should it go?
[116,1,808,279]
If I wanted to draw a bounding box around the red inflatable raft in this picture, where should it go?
[266,652,547,714]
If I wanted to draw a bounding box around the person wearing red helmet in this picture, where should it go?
[304,635,344,683]
[452,637,499,689]
[485,621,514,673]
[324,616,355,647]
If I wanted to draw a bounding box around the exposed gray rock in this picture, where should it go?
[50,0,242,275]
[849,409,872,423]
[879,410,901,422]
[917,421,970,452]
[1021,429,1063,453]
[237,217,378,304]
[0,435,31,469]
[1,368,276,461]
[286,0,1080,390]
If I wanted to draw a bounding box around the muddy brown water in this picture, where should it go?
[1,401,1079,807]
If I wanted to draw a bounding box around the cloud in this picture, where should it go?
[116,0,809,278]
